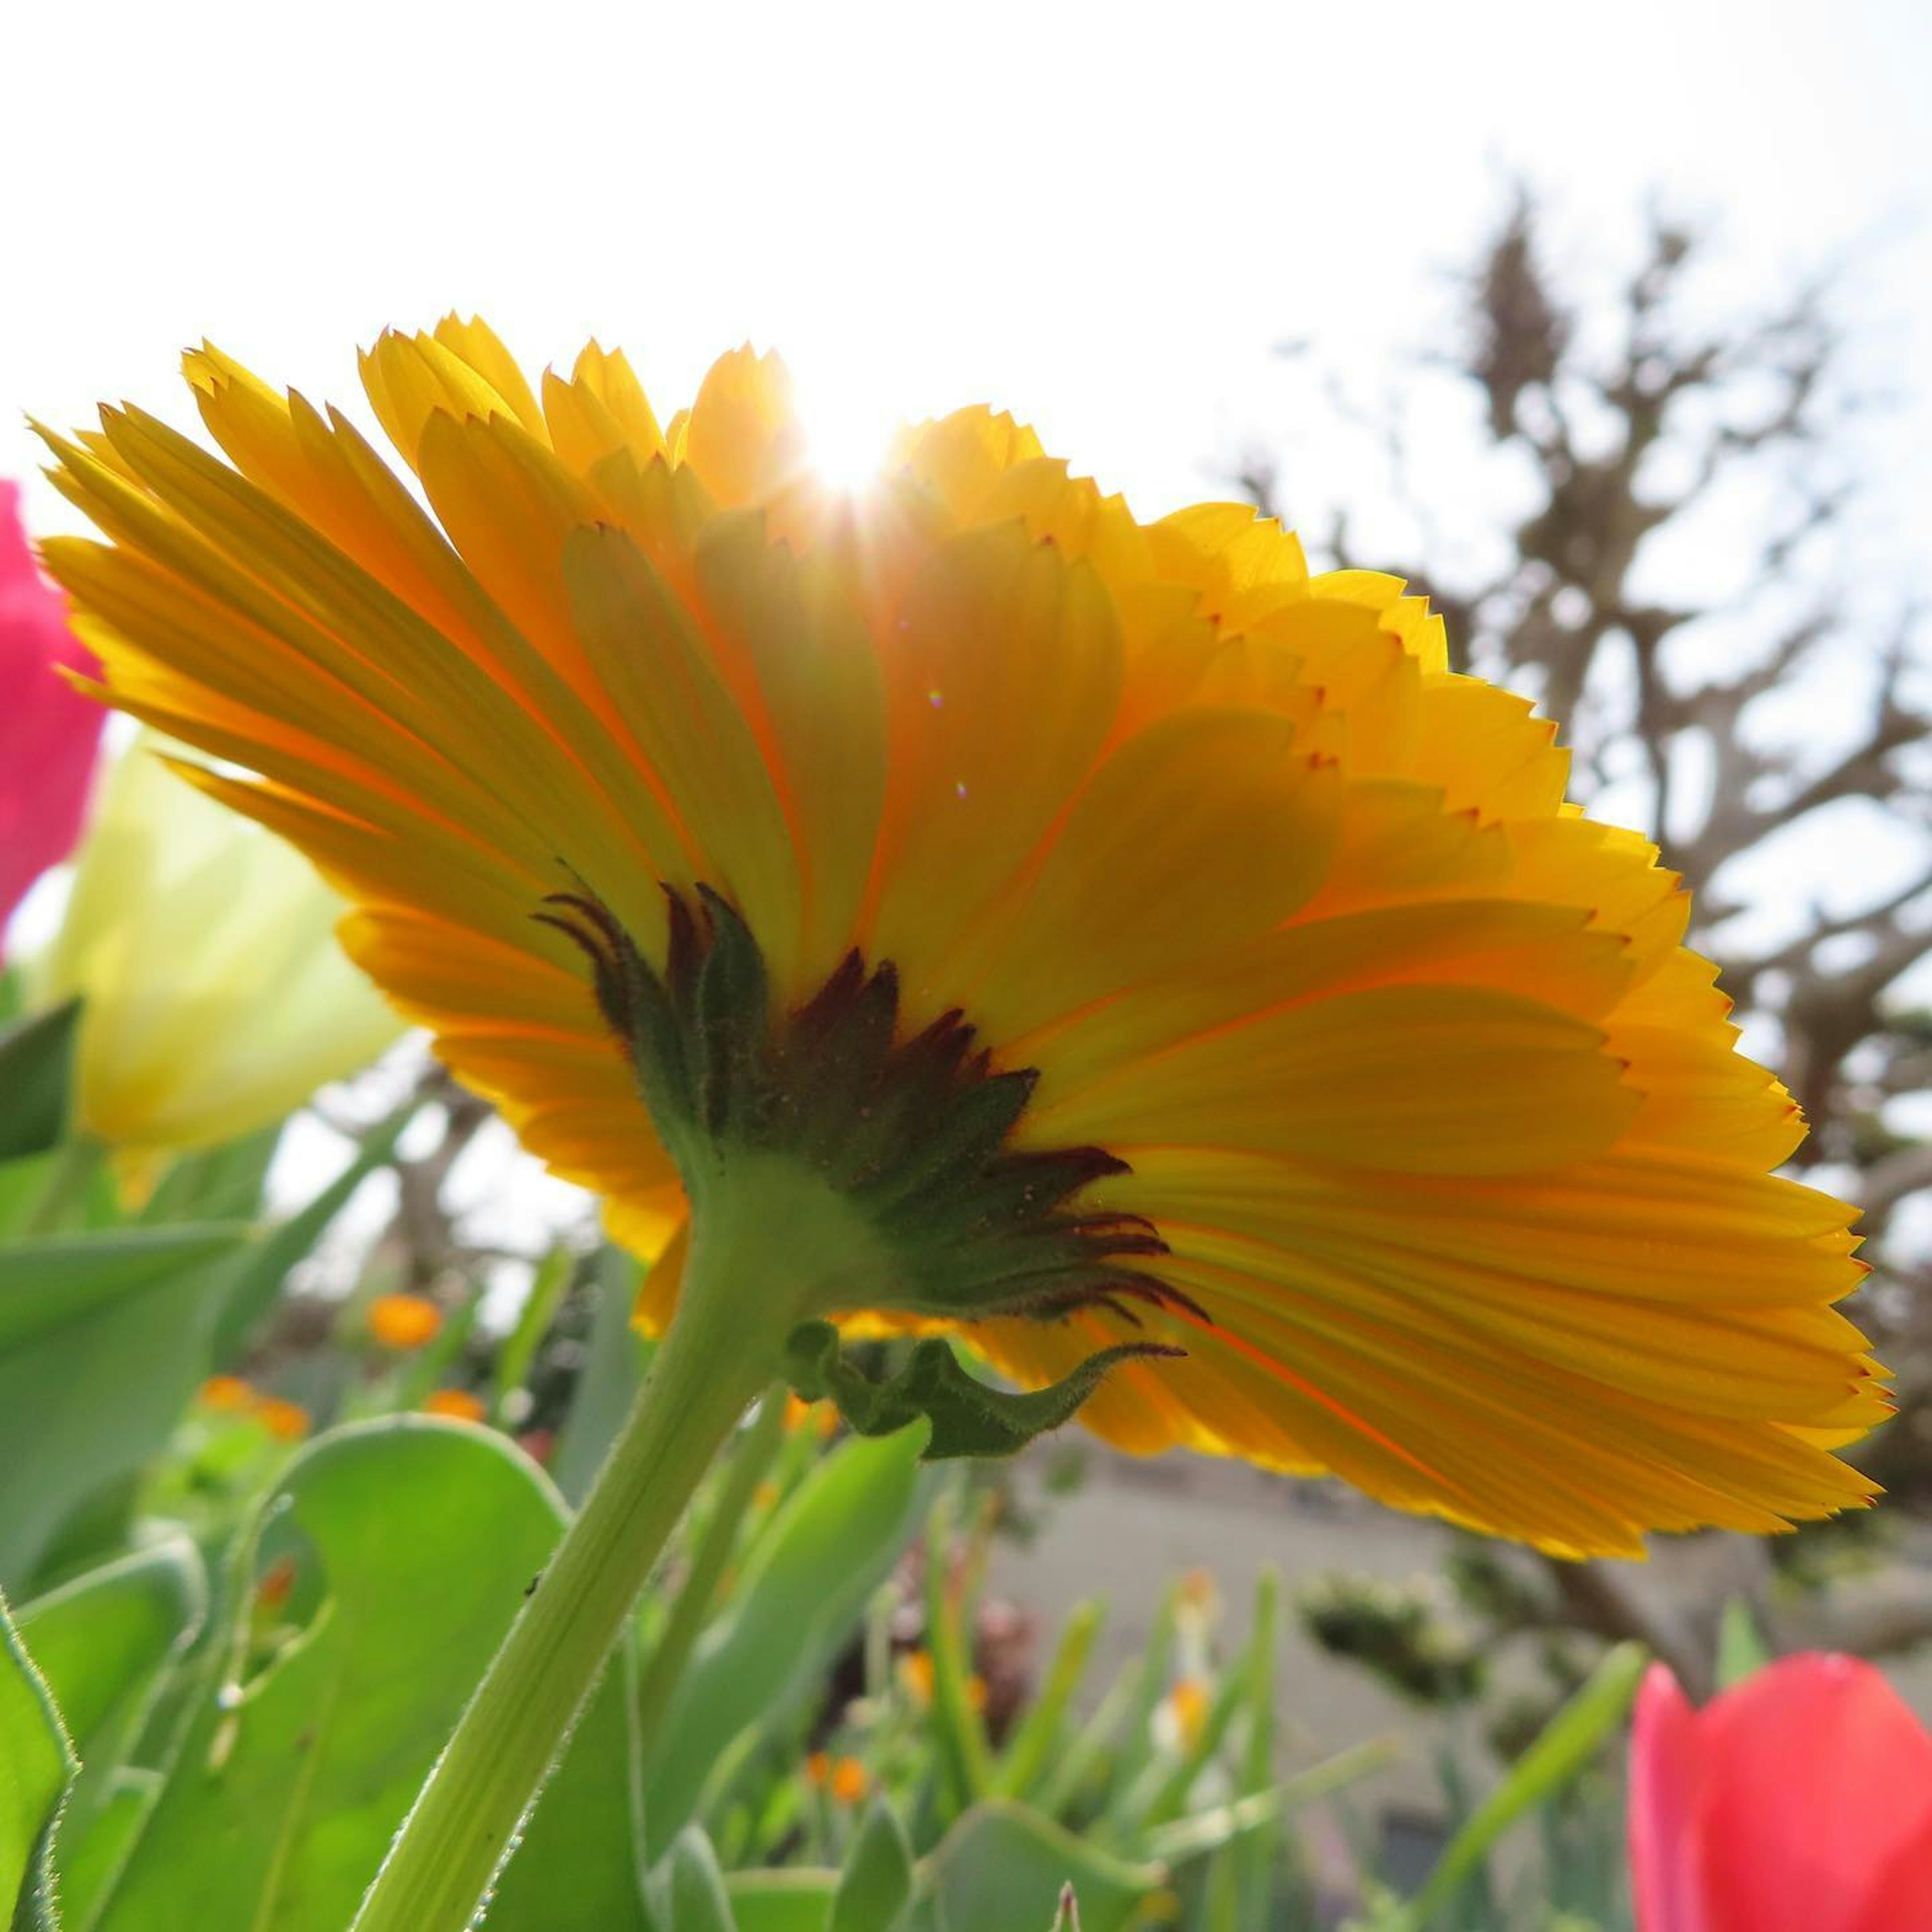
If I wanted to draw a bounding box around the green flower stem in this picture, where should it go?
[350,1208,793,1932]
[632,1374,788,1742]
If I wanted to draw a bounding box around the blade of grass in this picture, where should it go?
[1389,1642,1646,1931]
[992,1597,1105,1800]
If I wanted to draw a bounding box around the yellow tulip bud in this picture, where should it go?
[37,734,403,1154]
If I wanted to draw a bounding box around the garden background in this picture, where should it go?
[3,3,1930,1925]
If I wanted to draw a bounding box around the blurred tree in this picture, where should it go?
[1239,191,1932,1705]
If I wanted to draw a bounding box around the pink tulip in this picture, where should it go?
[1630,1653,1932,1930]
[0,479,104,955]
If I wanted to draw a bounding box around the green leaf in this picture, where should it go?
[0,1593,77,1932]
[921,1492,995,1815]
[660,1827,737,1932]
[782,1321,1179,1460]
[16,1542,206,1932]
[1716,1596,1769,1689]
[1036,1575,1181,1820]
[1390,1642,1648,1931]
[993,1597,1104,1801]
[91,1420,646,1932]
[1140,1736,1402,1864]
[138,1124,283,1226]
[494,1244,577,1414]
[909,1801,1165,1932]
[0,1001,82,1165]
[1219,1566,1281,1929]
[642,1424,929,1857]
[485,1633,646,1932]
[552,1246,651,1505]
[828,1797,914,1932]
[0,1103,418,1593]
[723,1871,838,1932]
[0,1226,250,1592]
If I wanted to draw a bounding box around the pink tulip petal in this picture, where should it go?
[1691,1655,1932,1932]
[0,479,105,951]
[1630,1662,1706,1932]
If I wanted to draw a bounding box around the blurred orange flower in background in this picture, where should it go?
[368,1294,443,1349]
[422,1389,489,1425]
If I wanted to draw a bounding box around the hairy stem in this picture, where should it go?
[350,1211,788,1932]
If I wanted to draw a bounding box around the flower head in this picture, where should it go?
[0,478,105,953]
[422,1389,489,1424]
[252,1396,311,1443]
[38,319,1886,1554]
[196,1373,254,1412]
[1629,1655,1932,1929]
[33,733,404,1155]
[369,1293,443,1349]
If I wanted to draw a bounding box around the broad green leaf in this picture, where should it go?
[642,1424,929,1857]
[16,1542,206,1932]
[909,1801,1165,1932]
[0,1001,82,1164]
[1390,1643,1647,1931]
[0,1594,77,1931]
[783,1322,1179,1460]
[92,1420,645,1932]
[828,1797,914,1932]
[1716,1596,1769,1689]
[1,1109,415,1593]
[0,1227,241,1355]
[725,1871,838,1932]
[0,1226,249,1592]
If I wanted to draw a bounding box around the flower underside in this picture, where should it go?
[539,883,1203,1333]
[32,319,1890,1553]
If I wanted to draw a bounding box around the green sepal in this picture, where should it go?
[781,1321,1182,1461]
[0,999,82,1164]
[689,885,770,1137]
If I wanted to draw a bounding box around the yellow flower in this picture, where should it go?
[828,1756,869,1806]
[368,1293,444,1349]
[38,319,1886,1556]
[34,732,403,1155]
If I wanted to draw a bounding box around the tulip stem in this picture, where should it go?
[349,1208,791,1932]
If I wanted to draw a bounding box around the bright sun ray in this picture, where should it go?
[795,364,900,493]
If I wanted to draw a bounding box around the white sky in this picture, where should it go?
[5,0,1927,551]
